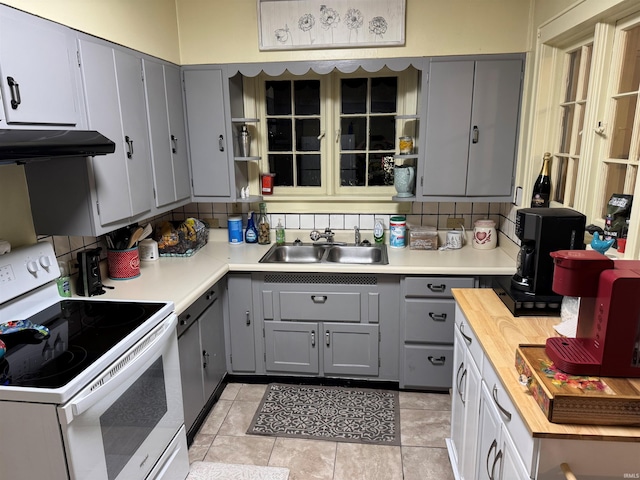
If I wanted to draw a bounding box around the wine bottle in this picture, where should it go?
[531,152,551,208]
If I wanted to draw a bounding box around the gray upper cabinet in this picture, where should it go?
[421,57,523,201]
[79,37,152,228]
[0,5,82,127]
[183,68,232,200]
[143,60,191,209]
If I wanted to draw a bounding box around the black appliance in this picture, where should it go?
[76,248,105,297]
[494,208,586,316]
[0,129,115,164]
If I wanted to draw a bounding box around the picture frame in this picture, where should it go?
[257,0,406,51]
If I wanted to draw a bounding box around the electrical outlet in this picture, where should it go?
[446,217,465,229]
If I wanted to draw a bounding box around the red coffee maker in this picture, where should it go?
[546,250,640,377]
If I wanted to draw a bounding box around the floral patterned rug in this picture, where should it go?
[187,462,289,480]
[247,383,400,445]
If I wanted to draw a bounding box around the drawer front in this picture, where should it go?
[403,344,453,389]
[404,298,455,344]
[404,276,475,297]
[279,291,361,322]
[454,304,483,368]
[482,355,535,476]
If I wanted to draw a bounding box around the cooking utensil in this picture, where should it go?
[138,223,153,242]
[127,226,144,249]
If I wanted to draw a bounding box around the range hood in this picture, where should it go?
[0,129,116,164]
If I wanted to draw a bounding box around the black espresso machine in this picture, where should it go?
[494,208,586,316]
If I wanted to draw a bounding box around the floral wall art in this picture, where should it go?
[258,0,406,50]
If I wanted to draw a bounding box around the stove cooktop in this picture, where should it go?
[0,300,165,389]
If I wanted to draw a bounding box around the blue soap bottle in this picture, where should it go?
[245,212,258,243]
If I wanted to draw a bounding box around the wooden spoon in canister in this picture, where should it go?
[127,226,144,249]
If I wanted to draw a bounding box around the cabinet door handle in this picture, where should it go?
[311,295,327,304]
[486,439,498,480]
[459,369,467,404]
[218,134,225,151]
[455,361,465,396]
[490,447,503,480]
[171,134,178,153]
[429,312,447,322]
[472,126,479,144]
[325,330,330,347]
[459,323,472,345]
[427,283,446,293]
[202,350,210,368]
[428,355,446,366]
[245,310,251,326]
[560,463,578,480]
[125,136,134,158]
[7,76,21,109]
[311,330,316,347]
[492,385,512,421]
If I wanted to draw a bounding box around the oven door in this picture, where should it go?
[57,314,186,480]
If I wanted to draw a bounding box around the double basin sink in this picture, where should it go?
[259,242,388,265]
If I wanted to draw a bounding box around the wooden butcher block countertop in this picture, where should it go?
[452,288,640,442]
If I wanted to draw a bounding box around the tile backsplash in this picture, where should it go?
[41,201,521,269]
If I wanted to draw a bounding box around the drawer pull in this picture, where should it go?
[202,350,209,368]
[459,323,472,344]
[429,312,447,322]
[311,295,328,304]
[560,463,578,480]
[311,330,316,347]
[428,355,446,366]
[325,330,330,346]
[427,283,446,293]
[245,310,251,326]
[492,385,512,421]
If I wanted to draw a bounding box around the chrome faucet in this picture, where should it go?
[310,228,335,243]
[354,226,361,245]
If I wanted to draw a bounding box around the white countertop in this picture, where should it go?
[96,229,517,314]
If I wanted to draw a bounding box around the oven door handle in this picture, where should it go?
[59,315,177,424]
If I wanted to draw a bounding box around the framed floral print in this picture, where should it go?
[257,0,406,50]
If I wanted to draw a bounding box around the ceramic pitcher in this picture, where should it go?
[394,165,415,197]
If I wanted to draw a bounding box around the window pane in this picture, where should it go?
[341,117,366,150]
[619,25,640,93]
[340,153,366,186]
[294,80,320,115]
[368,153,394,186]
[295,118,320,151]
[575,104,586,155]
[266,81,292,115]
[297,154,321,186]
[559,105,574,153]
[610,95,637,159]
[554,156,568,203]
[269,154,293,186]
[341,78,367,114]
[565,50,581,102]
[371,77,397,113]
[602,163,628,216]
[369,116,395,150]
[267,118,292,151]
[578,45,592,101]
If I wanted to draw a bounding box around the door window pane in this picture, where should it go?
[371,77,397,113]
[297,154,321,186]
[565,50,581,102]
[294,80,320,115]
[610,95,637,159]
[341,78,367,114]
[602,163,629,216]
[266,81,292,115]
[267,118,292,151]
[619,25,640,93]
[559,105,574,153]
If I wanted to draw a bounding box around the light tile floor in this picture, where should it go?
[188,383,455,480]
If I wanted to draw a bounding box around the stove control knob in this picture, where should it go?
[39,255,52,271]
[27,260,39,274]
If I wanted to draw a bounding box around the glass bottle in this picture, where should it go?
[531,152,551,208]
[258,202,271,244]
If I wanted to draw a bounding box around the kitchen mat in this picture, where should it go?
[247,383,400,445]
[187,461,289,480]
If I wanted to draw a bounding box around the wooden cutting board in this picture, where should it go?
[515,345,640,426]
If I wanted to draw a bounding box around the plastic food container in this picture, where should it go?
[389,216,406,248]
[228,217,243,244]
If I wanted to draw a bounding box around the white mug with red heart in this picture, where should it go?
[473,219,497,250]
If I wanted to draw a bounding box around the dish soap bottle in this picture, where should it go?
[57,261,72,298]
[374,218,385,244]
[245,211,258,243]
[258,202,271,244]
[531,152,551,208]
[276,218,285,245]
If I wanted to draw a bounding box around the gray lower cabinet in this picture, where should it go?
[256,272,399,380]
[421,56,523,201]
[264,321,379,376]
[177,280,226,439]
[224,273,257,373]
[400,276,476,389]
